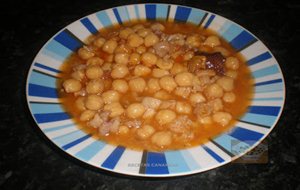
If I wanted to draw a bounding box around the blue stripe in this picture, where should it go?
[34,63,60,73]
[156,4,168,19]
[221,23,243,42]
[247,52,272,65]
[145,4,156,20]
[165,151,190,173]
[248,106,280,116]
[80,18,98,34]
[116,7,130,22]
[187,8,206,25]
[204,14,215,29]
[230,30,256,51]
[44,40,72,61]
[75,140,106,161]
[62,134,91,150]
[30,103,64,114]
[28,83,57,98]
[174,6,191,22]
[202,145,224,163]
[53,130,86,146]
[29,71,56,88]
[146,152,169,174]
[96,11,112,27]
[228,127,264,146]
[252,65,279,78]
[113,8,122,24]
[101,146,125,169]
[43,123,75,133]
[34,112,70,123]
[240,113,276,127]
[54,30,83,51]
[255,79,283,86]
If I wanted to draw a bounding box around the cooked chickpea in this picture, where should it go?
[126,103,145,119]
[204,83,224,99]
[129,53,140,65]
[86,65,103,79]
[170,63,187,75]
[114,53,129,65]
[114,44,132,54]
[225,70,238,79]
[212,112,232,126]
[104,102,125,117]
[129,77,146,93]
[151,131,172,147]
[204,35,221,47]
[63,78,82,93]
[175,72,194,86]
[210,98,223,112]
[85,95,104,110]
[186,34,201,47]
[189,93,206,104]
[112,79,129,93]
[134,65,151,76]
[151,23,165,31]
[223,92,236,103]
[176,102,192,114]
[102,39,118,54]
[153,90,171,100]
[111,64,129,79]
[86,79,104,94]
[136,125,155,140]
[155,109,176,125]
[159,76,177,92]
[71,70,85,81]
[87,57,104,66]
[143,109,156,119]
[137,28,151,38]
[93,37,106,48]
[147,78,161,93]
[141,52,157,67]
[119,28,134,39]
[78,47,94,60]
[101,62,112,71]
[198,116,213,125]
[75,97,86,111]
[136,46,147,54]
[132,24,144,31]
[156,58,173,70]
[213,46,230,57]
[217,77,234,91]
[118,125,129,135]
[152,68,170,78]
[225,57,239,70]
[183,51,194,61]
[127,33,144,48]
[101,90,120,104]
[174,87,191,99]
[80,110,96,121]
[144,33,159,47]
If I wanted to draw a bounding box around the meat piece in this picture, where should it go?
[125,120,142,128]
[168,115,193,133]
[196,52,226,75]
[193,102,213,117]
[187,56,206,74]
[153,42,170,57]
[142,97,161,109]
[89,114,104,128]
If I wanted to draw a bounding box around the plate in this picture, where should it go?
[26,3,285,177]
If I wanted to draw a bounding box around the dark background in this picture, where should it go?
[1,0,300,189]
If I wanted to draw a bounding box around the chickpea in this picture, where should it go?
[126,103,145,119]
[170,63,187,75]
[175,72,194,86]
[87,57,104,66]
[151,131,172,147]
[213,46,230,57]
[144,33,159,47]
[71,70,85,81]
[152,68,170,78]
[78,47,94,60]
[225,70,238,79]
[104,102,125,118]
[150,23,165,31]
[118,125,129,135]
[155,109,176,125]
[129,53,140,65]
[183,51,194,61]
[85,95,104,110]
[147,78,161,93]
[159,76,177,92]
[114,53,129,65]
[143,108,156,119]
[174,87,191,99]
[204,83,224,99]
[112,79,129,93]
[63,78,82,93]
[136,125,155,140]
[212,112,232,126]
[136,46,147,54]
[225,57,240,70]
[119,28,134,39]
[209,98,223,112]
[86,79,104,94]
[186,34,202,48]
[132,24,144,32]
[198,116,213,125]
[137,28,151,38]
[156,58,173,70]
[101,90,120,104]
[80,110,96,121]
[153,90,171,100]
[93,37,106,48]
[189,93,206,104]
[127,33,144,48]
[176,102,192,114]
[134,65,151,76]
[142,97,162,109]
[217,76,234,91]
[86,65,103,79]
[75,97,86,111]
[101,62,112,71]
[102,39,118,54]
[114,44,132,54]
[141,52,157,67]
[111,64,129,79]
[129,77,146,93]
[204,35,221,47]
[223,92,236,103]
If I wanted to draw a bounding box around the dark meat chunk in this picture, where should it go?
[195,52,226,75]
[187,56,206,74]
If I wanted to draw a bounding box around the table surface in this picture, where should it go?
[1,0,299,189]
